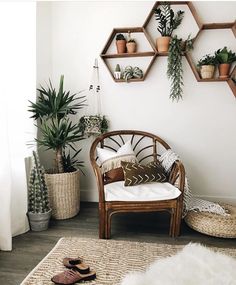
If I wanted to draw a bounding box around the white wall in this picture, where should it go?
[37,1,236,205]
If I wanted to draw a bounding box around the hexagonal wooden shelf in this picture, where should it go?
[100,27,156,82]
[143,1,202,54]
[185,20,236,97]
[100,1,236,97]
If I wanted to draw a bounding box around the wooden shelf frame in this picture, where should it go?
[186,20,236,96]
[100,1,236,97]
[100,27,157,82]
[143,1,203,50]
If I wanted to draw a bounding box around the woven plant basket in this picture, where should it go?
[45,170,80,220]
[185,203,236,238]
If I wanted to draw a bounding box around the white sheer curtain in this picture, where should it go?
[0,2,36,251]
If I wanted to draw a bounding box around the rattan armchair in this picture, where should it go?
[90,130,185,239]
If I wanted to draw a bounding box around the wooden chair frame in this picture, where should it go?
[90,130,185,239]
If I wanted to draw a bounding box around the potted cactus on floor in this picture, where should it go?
[29,75,86,220]
[27,151,51,231]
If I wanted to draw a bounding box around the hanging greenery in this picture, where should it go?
[167,35,193,102]
[79,115,109,136]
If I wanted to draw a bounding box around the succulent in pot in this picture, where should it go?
[197,54,217,79]
[116,33,126,54]
[114,63,122,79]
[123,66,143,82]
[126,31,137,53]
[154,3,184,52]
[215,47,236,78]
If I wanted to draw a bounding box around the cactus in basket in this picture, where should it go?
[28,151,50,213]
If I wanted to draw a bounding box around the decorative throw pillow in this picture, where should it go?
[96,140,137,174]
[121,161,167,186]
[105,167,124,183]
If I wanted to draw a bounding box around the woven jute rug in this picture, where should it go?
[21,237,236,285]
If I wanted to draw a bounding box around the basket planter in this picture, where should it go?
[200,65,215,79]
[28,209,52,231]
[45,170,80,220]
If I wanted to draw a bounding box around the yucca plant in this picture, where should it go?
[29,75,86,173]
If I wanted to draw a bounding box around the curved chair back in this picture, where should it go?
[90,129,171,170]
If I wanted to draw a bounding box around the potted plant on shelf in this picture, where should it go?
[114,63,122,79]
[154,3,184,52]
[197,54,217,79]
[126,31,137,53]
[123,66,143,82]
[28,75,86,220]
[28,151,51,231]
[215,47,236,78]
[116,33,126,54]
[167,35,193,101]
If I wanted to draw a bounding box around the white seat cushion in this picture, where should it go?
[104,181,181,202]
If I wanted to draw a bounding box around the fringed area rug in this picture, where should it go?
[21,237,236,285]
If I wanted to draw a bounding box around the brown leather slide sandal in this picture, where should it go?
[63,258,90,274]
[51,269,96,285]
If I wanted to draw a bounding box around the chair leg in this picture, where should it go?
[174,204,182,237]
[105,210,111,239]
[99,203,105,239]
[169,209,176,237]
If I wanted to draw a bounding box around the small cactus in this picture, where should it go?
[116,33,126,41]
[28,151,50,213]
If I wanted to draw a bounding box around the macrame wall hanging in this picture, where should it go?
[79,59,109,136]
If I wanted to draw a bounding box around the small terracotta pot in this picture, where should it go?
[126,42,136,53]
[200,65,215,79]
[218,63,231,78]
[156,36,171,52]
[116,40,126,54]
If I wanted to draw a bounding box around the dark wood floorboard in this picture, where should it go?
[0,202,235,285]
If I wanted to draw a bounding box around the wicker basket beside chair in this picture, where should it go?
[185,203,236,238]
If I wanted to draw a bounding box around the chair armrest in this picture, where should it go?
[91,162,105,203]
[168,160,185,193]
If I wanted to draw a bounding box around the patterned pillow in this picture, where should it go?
[96,140,137,174]
[121,161,167,186]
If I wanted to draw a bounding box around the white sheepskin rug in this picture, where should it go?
[121,243,236,285]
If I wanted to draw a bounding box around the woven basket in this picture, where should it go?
[45,170,80,220]
[185,203,236,238]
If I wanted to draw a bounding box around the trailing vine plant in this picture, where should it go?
[167,35,193,101]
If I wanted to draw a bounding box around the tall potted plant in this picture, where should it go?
[154,3,184,52]
[215,47,236,78]
[29,75,86,219]
[28,151,51,231]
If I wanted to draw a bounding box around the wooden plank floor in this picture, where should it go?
[0,202,235,285]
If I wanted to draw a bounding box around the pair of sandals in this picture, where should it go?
[51,257,96,284]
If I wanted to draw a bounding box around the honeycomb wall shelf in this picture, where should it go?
[100,1,236,97]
